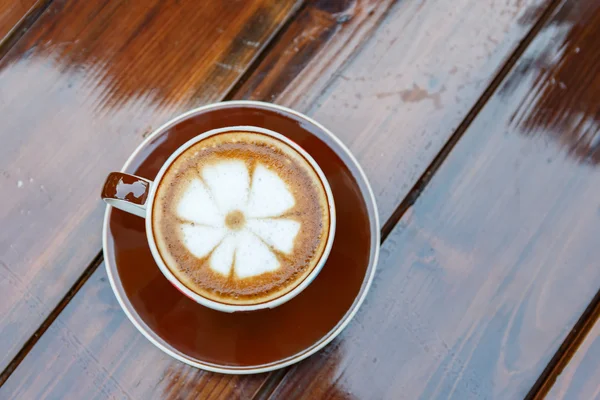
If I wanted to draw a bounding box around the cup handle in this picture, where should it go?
[101,172,153,218]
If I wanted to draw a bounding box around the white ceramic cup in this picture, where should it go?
[101,125,336,313]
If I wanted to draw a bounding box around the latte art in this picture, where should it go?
[177,161,301,278]
[152,131,331,305]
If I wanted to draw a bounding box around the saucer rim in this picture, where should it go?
[102,100,380,374]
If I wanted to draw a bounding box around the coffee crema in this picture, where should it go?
[152,131,331,305]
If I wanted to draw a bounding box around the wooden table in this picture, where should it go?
[1,0,599,398]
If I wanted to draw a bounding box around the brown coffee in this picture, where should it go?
[152,130,331,305]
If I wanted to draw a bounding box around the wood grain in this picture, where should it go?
[0,0,301,372]
[0,0,561,398]
[267,0,600,398]
[0,0,41,43]
[546,315,600,399]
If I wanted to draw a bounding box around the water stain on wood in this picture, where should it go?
[376,83,447,110]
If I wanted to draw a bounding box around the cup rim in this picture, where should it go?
[103,100,380,374]
[144,125,337,312]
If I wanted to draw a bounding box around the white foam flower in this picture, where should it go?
[176,160,301,278]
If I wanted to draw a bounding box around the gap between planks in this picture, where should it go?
[0,252,103,386]
[0,0,55,59]
[527,288,600,399]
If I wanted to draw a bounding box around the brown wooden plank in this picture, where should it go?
[0,0,41,43]
[0,0,558,398]
[546,315,600,399]
[267,0,600,398]
[0,0,301,372]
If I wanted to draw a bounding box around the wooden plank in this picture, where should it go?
[0,0,41,43]
[0,0,559,398]
[0,0,302,372]
[266,0,600,398]
[546,316,600,399]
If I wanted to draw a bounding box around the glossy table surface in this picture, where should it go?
[1,0,599,398]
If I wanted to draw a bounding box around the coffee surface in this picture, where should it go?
[152,131,331,305]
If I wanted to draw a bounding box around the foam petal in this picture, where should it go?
[176,179,223,226]
[209,234,237,276]
[234,231,279,278]
[180,224,225,258]
[202,160,250,214]
[246,164,295,218]
[247,218,300,254]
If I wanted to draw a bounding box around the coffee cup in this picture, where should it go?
[102,125,336,312]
